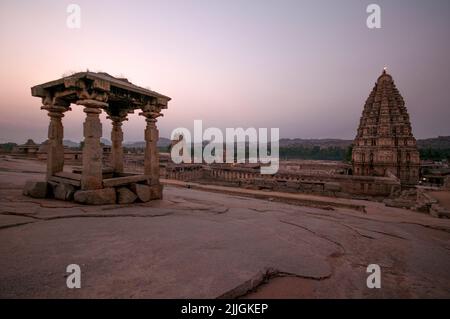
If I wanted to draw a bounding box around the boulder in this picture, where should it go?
[23,181,49,198]
[74,188,116,205]
[130,183,164,202]
[117,187,137,204]
[130,183,151,202]
[54,183,76,201]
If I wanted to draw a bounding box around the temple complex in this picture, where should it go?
[352,69,420,185]
[26,72,170,204]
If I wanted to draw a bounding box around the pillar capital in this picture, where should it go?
[41,105,71,118]
[106,110,129,125]
[139,103,163,123]
[76,99,108,113]
[76,88,109,107]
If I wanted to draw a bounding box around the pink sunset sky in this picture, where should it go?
[0,0,449,143]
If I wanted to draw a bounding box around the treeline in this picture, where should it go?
[280,145,450,162]
[0,143,17,152]
[419,148,450,161]
[279,146,349,161]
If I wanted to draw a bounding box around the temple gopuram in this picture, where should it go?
[352,69,420,185]
[27,72,170,204]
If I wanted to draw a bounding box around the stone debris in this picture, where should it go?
[117,187,138,204]
[53,183,76,201]
[22,181,49,198]
[130,183,152,202]
[430,203,450,219]
[383,188,450,219]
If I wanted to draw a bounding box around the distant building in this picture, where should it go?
[420,160,450,187]
[36,140,82,162]
[12,139,40,157]
[12,139,111,164]
[352,69,420,185]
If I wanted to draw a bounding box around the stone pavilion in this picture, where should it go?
[27,72,170,204]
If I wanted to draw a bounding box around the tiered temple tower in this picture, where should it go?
[352,69,420,185]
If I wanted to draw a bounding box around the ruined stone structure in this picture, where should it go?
[352,69,420,185]
[12,139,40,157]
[36,142,112,164]
[27,72,170,204]
[162,162,401,199]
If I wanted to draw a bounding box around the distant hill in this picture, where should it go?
[36,136,450,150]
[279,136,450,150]
[63,140,79,148]
[124,137,171,149]
[63,138,112,148]
[279,138,352,148]
[157,137,172,147]
[417,136,450,149]
[100,138,111,146]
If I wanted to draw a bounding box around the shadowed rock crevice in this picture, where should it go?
[217,267,333,299]
[279,219,346,254]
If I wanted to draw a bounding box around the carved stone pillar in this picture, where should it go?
[41,104,70,179]
[107,113,127,173]
[77,99,107,190]
[139,103,163,201]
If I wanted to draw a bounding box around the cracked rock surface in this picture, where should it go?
[0,157,450,298]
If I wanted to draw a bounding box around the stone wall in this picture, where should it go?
[163,164,401,198]
[164,164,205,181]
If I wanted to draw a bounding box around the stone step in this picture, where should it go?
[54,171,82,180]
[103,175,150,188]
[49,172,82,187]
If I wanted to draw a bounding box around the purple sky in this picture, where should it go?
[0,0,449,143]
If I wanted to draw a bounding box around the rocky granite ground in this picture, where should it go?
[0,156,449,298]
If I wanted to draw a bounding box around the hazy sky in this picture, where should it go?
[0,0,449,143]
